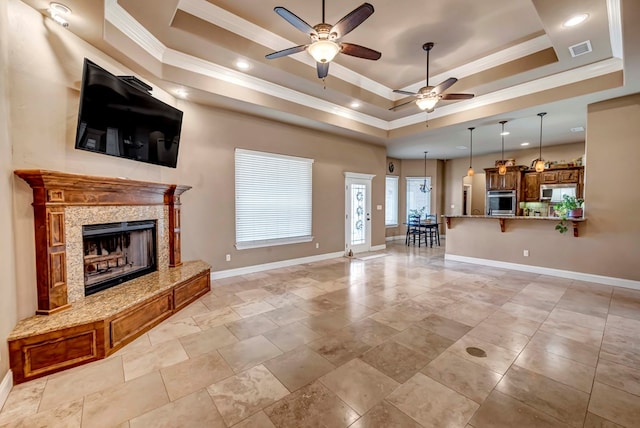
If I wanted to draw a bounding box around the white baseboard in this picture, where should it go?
[385,235,405,241]
[370,244,386,251]
[445,254,640,290]
[0,370,12,410]
[211,251,345,279]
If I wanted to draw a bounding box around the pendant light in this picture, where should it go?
[498,121,508,175]
[467,127,475,176]
[420,151,431,193]
[534,112,547,172]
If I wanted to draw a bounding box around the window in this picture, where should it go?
[385,176,399,227]
[235,149,313,249]
[406,177,431,219]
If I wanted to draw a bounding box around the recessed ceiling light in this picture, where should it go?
[520,142,530,146]
[175,89,188,98]
[570,126,585,132]
[563,13,589,27]
[456,145,467,150]
[235,60,250,70]
[350,101,361,108]
[500,131,510,136]
[48,2,71,28]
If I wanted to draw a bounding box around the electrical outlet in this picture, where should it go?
[523,250,529,257]
[225,254,231,261]
[315,243,320,249]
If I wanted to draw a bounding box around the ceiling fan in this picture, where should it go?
[265,1,381,79]
[390,42,474,112]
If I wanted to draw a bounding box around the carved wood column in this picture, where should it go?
[165,185,191,267]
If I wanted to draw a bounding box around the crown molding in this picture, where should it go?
[104,0,165,61]
[607,0,623,59]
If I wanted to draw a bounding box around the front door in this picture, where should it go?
[345,173,374,255]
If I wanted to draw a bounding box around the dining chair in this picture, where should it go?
[405,214,426,246]
[424,213,440,247]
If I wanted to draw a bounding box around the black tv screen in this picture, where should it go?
[75,59,183,168]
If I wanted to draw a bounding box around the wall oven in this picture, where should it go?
[486,190,516,216]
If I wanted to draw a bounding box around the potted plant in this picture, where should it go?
[408,207,426,219]
[553,195,584,233]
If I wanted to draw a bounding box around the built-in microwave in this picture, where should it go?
[540,184,577,202]
[487,190,516,216]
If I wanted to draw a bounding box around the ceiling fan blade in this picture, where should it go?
[331,3,374,39]
[317,62,329,79]
[265,44,308,60]
[440,93,475,100]
[340,43,381,60]
[432,77,458,95]
[393,89,419,96]
[389,99,416,111]
[274,7,316,35]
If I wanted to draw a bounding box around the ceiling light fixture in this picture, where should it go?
[498,121,508,176]
[350,101,361,108]
[467,127,475,177]
[235,60,250,70]
[48,2,71,28]
[175,89,188,99]
[534,112,547,173]
[307,39,341,64]
[521,142,530,146]
[563,13,589,27]
[420,151,431,193]
[416,97,439,111]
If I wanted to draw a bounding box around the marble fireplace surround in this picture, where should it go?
[14,170,190,315]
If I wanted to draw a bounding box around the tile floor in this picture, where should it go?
[2,242,640,427]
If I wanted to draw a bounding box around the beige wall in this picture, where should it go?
[0,0,16,382]
[444,142,586,216]
[445,94,640,281]
[6,0,387,325]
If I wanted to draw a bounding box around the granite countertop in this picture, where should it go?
[9,260,211,341]
[443,215,586,221]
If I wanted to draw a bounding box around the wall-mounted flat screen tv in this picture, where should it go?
[75,59,183,168]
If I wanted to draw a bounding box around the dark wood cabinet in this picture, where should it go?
[558,169,580,183]
[486,168,519,190]
[523,172,540,202]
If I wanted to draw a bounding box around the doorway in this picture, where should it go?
[345,173,374,255]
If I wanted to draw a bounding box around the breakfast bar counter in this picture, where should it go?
[443,215,586,237]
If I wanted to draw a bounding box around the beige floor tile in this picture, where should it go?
[129,389,225,428]
[469,390,571,428]
[231,301,276,318]
[547,308,607,332]
[290,286,327,300]
[469,321,531,352]
[600,326,640,369]
[263,346,335,392]
[218,335,282,373]
[496,365,589,427]
[583,412,624,428]
[361,340,432,383]
[160,351,234,401]
[435,298,500,327]
[235,288,274,302]
[122,339,189,381]
[415,313,471,340]
[392,325,454,360]
[0,398,83,428]
[368,306,425,331]
[525,330,600,367]
[230,411,276,428]
[307,331,371,366]
[299,311,351,335]
[262,305,310,326]
[609,288,640,321]
[199,292,244,311]
[447,336,519,375]
[225,314,279,340]
[500,301,551,322]
[264,381,359,428]
[386,372,479,427]
[166,300,211,322]
[82,371,170,428]
[595,358,640,397]
[194,306,242,329]
[340,318,399,346]
[540,318,604,348]
[514,346,595,393]
[179,325,239,357]
[39,356,124,411]
[147,317,202,345]
[423,351,503,403]
[319,359,399,415]
[409,291,457,311]
[207,365,289,426]
[349,401,422,428]
[327,302,376,321]
[606,314,640,336]
[556,288,611,318]
[589,381,640,428]
[262,292,306,309]
[0,378,47,424]
[108,333,152,359]
[294,296,344,315]
[263,321,322,352]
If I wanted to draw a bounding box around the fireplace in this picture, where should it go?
[83,220,157,296]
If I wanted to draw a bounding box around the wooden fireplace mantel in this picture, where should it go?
[15,170,192,315]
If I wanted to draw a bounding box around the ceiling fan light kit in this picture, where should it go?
[266,2,380,79]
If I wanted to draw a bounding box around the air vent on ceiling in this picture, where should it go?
[568,40,593,57]
[571,126,585,133]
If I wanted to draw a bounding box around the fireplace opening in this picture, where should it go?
[82,220,157,296]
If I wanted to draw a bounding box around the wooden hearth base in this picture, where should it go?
[8,261,210,384]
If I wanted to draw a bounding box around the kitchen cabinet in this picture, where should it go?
[523,172,540,202]
[558,169,580,183]
[540,171,558,183]
[486,169,519,190]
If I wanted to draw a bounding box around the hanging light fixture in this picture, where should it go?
[420,151,431,193]
[498,121,508,175]
[534,112,547,172]
[467,127,475,177]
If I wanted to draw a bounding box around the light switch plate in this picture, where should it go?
[376,205,383,210]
